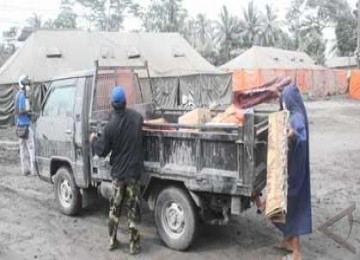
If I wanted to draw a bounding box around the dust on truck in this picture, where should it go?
[34,66,270,250]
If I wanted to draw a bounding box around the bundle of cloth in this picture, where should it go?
[211,77,292,126]
[233,77,291,109]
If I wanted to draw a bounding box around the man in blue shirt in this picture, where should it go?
[15,75,35,176]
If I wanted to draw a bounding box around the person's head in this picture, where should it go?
[111,86,126,110]
[18,74,30,90]
[280,84,304,113]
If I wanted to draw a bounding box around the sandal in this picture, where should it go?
[274,244,293,252]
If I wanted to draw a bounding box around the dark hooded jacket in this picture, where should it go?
[92,108,144,180]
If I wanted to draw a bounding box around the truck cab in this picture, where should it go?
[35,70,94,214]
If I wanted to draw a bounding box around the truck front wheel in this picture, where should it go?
[54,167,82,216]
[154,186,198,250]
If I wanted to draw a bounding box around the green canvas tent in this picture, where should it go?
[0,30,231,124]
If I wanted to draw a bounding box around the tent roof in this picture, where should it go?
[325,56,357,68]
[220,46,322,71]
[0,30,222,84]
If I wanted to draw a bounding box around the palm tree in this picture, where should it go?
[196,13,208,46]
[241,1,261,48]
[215,5,241,63]
[259,5,283,47]
[193,13,218,64]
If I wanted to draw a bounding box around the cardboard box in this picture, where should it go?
[178,108,211,125]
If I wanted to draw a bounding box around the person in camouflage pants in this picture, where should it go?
[108,178,141,254]
[90,86,144,255]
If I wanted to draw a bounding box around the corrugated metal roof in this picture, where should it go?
[0,30,223,84]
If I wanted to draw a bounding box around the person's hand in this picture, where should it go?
[287,126,295,138]
[269,85,280,97]
[89,132,97,142]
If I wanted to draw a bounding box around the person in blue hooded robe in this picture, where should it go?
[274,84,312,260]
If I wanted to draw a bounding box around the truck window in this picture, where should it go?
[42,85,76,117]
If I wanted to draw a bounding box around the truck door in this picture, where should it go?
[89,68,141,181]
[35,79,77,181]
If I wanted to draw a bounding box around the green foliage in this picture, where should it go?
[214,6,241,64]
[25,13,56,30]
[335,14,357,56]
[53,0,77,29]
[241,1,262,48]
[183,14,218,64]
[300,0,356,62]
[0,27,18,66]
[0,43,15,67]
[286,0,305,49]
[299,28,326,64]
[141,0,188,32]
[332,1,357,57]
[283,0,346,64]
[26,1,77,30]
[306,0,350,27]
[259,5,281,47]
[76,0,137,31]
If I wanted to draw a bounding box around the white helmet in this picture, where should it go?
[18,74,30,89]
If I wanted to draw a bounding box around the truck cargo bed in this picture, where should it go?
[141,111,269,197]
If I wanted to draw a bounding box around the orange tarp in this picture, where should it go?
[336,70,348,94]
[232,70,262,91]
[232,69,348,97]
[349,70,360,100]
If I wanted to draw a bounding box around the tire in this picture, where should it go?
[154,186,198,251]
[54,167,82,216]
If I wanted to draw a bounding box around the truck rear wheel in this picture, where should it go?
[54,167,82,216]
[154,186,198,250]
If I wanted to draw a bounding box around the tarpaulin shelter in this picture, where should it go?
[0,30,231,125]
[220,46,347,97]
[349,70,360,100]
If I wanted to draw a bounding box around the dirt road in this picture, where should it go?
[1,98,360,260]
